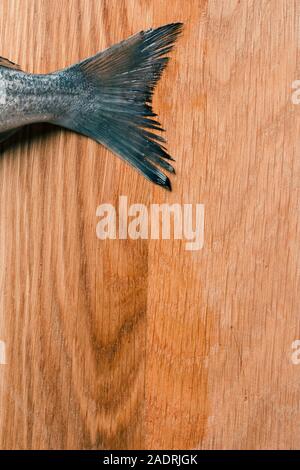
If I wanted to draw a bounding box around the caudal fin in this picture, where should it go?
[57,23,183,190]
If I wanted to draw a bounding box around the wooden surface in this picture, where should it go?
[0,0,299,450]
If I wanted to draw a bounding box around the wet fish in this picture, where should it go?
[0,23,183,189]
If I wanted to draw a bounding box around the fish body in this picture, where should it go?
[0,70,63,131]
[0,23,183,189]
[0,66,88,130]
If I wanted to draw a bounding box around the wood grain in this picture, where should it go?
[0,0,299,449]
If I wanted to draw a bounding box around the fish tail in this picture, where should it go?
[56,23,183,190]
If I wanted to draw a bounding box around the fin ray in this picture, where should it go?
[57,23,183,189]
[0,56,22,71]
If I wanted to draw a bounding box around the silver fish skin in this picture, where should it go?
[0,23,183,189]
[0,69,71,131]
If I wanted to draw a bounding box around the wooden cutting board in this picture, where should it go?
[0,0,299,449]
